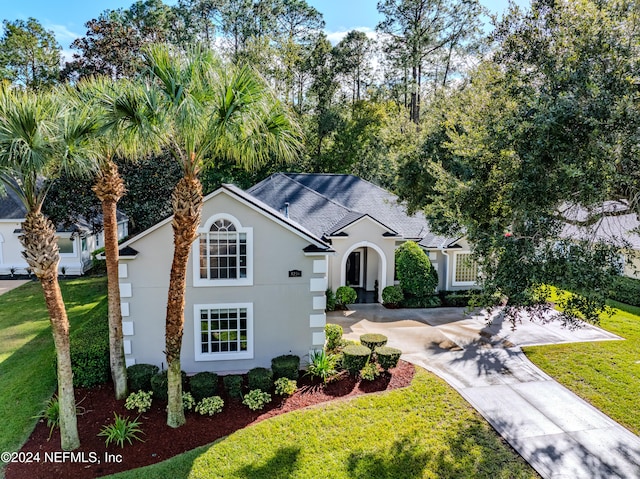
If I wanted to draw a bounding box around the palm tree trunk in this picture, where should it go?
[166,175,203,428]
[92,160,128,400]
[20,211,80,450]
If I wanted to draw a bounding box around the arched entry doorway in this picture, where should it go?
[341,242,387,303]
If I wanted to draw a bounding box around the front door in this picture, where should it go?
[346,251,361,287]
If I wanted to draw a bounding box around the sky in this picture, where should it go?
[0,0,530,53]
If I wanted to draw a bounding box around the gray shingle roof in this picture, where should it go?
[561,202,640,249]
[0,188,27,220]
[247,173,457,247]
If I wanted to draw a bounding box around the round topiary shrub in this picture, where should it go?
[395,241,438,298]
[335,286,358,307]
[223,374,244,399]
[325,323,343,352]
[360,333,388,351]
[271,354,300,380]
[248,367,273,392]
[341,344,371,376]
[375,346,402,371]
[150,370,188,402]
[382,285,404,307]
[127,364,159,392]
[189,371,218,402]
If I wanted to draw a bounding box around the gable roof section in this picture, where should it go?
[0,187,26,220]
[118,183,334,253]
[247,173,455,246]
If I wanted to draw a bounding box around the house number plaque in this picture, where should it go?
[288,270,302,278]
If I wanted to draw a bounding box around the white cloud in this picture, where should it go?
[325,26,377,45]
[46,23,81,48]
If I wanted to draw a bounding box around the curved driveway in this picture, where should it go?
[328,304,640,479]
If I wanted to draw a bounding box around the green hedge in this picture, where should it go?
[360,333,388,351]
[271,354,300,380]
[608,276,640,307]
[189,372,219,402]
[439,290,475,307]
[400,294,442,308]
[68,306,110,388]
[336,286,357,306]
[248,367,273,392]
[127,364,159,392]
[342,344,371,376]
[223,374,244,399]
[395,241,438,297]
[325,324,343,352]
[382,285,404,306]
[375,346,402,371]
[150,371,188,402]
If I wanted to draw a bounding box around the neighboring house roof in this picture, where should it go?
[561,201,640,250]
[0,186,128,234]
[117,183,334,254]
[247,173,458,247]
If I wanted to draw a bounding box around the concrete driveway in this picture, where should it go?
[0,280,29,296]
[328,304,640,479]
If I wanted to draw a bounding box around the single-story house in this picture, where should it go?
[0,187,129,276]
[116,173,476,373]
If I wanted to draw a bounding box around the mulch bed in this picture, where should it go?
[6,361,414,479]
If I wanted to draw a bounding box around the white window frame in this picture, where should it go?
[194,303,254,361]
[452,251,477,287]
[57,235,77,257]
[192,213,253,287]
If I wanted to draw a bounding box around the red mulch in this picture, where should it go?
[6,361,414,479]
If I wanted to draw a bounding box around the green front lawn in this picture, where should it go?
[524,300,640,435]
[0,277,107,459]
[108,368,538,479]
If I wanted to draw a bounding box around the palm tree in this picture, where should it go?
[141,44,301,427]
[71,77,162,400]
[0,84,98,450]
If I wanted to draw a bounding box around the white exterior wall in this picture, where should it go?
[121,190,326,373]
[0,221,27,274]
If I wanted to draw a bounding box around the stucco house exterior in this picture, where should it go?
[117,174,476,373]
[0,187,129,276]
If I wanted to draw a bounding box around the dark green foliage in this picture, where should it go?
[68,305,109,388]
[360,333,388,351]
[608,276,640,307]
[305,350,339,384]
[223,375,243,400]
[336,286,358,306]
[341,344,371,376]
[439,290,475,307]
[400,295,442,308]
[375,346,402,371]
[189,372,219,402]
[325,323,343,352]
[271,354,300,380]
[247,367,273,393]
[382,285,404,306]
[325,288,337,312]
[127,364,159,392]
[151,371,187,402]
[395,241,438,298]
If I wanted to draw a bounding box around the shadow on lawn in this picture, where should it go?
[235,446,302,479]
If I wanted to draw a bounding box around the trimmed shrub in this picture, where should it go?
[375,346,402,371]
[336,286,358,306]
[360,361,380,381]
[68,312,110,388]
[325,323,343,352]
[271,354,300,380]
[274,377,297,396]
[395,241,438,298]
[360,333,388,351]
[242,389,271,411]
[150,370,187,402]
[195,396,224,416]
[608,276,640,307]
[382,285,404,306]
[325,288,337,312]
[182,392,196,411]
[439,290,475,307]
[401,294,442,308]
[127,364,159,392]
[223,374,243,399]
[248,367,273,392]
[189,371,218,402]
[342,344,371,376]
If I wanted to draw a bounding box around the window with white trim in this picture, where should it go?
[194,303,253,361]
[57,237,76,256]
[193,214,253,287]
[453,252,478,285]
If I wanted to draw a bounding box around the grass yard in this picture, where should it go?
[107,368,538,479]
[0,277,107,460]
[524,300,640,435]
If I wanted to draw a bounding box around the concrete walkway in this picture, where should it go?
[0,280,29,296]
[329,304,640,479]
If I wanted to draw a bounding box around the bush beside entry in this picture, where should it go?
[395,241,438,307]
[336,286,358,307]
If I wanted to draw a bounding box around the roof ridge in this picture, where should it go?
[266,172,355,213]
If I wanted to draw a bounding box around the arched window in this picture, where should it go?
[194,215,252,286]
